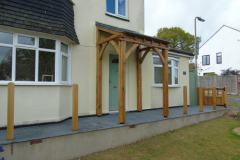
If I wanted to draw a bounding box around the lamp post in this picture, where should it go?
[194,17,205,105]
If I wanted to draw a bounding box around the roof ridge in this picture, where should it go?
[200,25,240,48]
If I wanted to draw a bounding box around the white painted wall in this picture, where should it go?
[198,26,240,76]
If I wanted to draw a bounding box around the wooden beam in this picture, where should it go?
[139,47,151,52]
[119,36,170,50]
[97,34,119,45]
[118,40,126,123]
[98,26,122,36]
[213,87,217,110]
[183,86,187,114]
[96,27,102,116]
[162,49,169,117]
[137,46,142,112]
[125,43,139,59]
[153,48,165,65]
[72,84,78,131]
[140,47,151,64]
[224,87,228,108]
[99,42,109,60]
[110,40,120,54]
[7,82,14,140]
[199,87,203,112]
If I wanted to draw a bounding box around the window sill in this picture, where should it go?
[152,85,181,88]
[0,82,72,86]
[105,13,129,22]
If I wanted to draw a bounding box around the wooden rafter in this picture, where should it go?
[97,34,119,45]
[109,40,120,54]
[140,47,151,64]
[125,44,139,59]
[153,47,165,65]
[139,47,151,52]
[98,26,122,36]
[99,42,109,60]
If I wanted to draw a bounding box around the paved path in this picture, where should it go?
[228,97,240,103]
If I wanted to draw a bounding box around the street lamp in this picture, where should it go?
[194,16,205,105]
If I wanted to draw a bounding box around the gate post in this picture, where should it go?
[199,87,203,112]
[213,87,216,110]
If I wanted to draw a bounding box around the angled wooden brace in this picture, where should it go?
[125,44,139,59]
[110,40,120,54]
[99,42,109,60]
[153,47,165,65]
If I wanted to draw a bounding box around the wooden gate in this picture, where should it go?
[198,87,228,109]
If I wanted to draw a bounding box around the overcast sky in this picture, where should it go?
[145,0,240,46]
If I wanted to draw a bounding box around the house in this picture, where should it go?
[198,25,240,76]
[0,0,193,127]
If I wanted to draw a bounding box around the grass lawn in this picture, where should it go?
[228,102,240,107]
[78,116,240,160]
[228,95,240,99]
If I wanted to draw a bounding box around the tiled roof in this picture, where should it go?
[0,0,79,44]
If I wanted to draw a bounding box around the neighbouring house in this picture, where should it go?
[198,25,240,76]
[0,0,193,127]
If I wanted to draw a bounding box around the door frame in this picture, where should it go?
[109,52,128,113]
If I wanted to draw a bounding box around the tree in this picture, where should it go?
[155,27,201,52]
[221,68,240,75]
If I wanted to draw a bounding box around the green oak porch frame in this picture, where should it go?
[96,25,170,123]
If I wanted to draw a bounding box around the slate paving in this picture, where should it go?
[0,105,228,145]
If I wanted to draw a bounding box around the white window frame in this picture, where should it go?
[0,30,72,85]
[106,0,128,19]
[153,55,180,87]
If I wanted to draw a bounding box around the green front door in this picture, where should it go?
[109,54,119,110]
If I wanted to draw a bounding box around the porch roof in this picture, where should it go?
[96,21,170,45]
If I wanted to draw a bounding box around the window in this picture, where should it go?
[153,56,179,86]
[0,31,71,85]
[106,0,127,18]
[216,52,222,64]
[202,55,210,65]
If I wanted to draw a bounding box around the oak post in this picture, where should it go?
[118,40,126,123]
[7,82,14,140]
[72,84,78,131]
[96,27,102,116]
[213,87,217,110]
[137,46,142,111]
[224,86,228,108]
[162,49,169,117]
[197,87,199,105]
[183,86,187,114]
[199,87,203,112]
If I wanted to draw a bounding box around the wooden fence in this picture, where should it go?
[198,75,240,95]
[197,86,228,110]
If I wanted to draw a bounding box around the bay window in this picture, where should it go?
[106,0,128,18]
[0,31,71,85]
[153,56,179,86]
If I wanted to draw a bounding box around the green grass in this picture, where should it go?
[228,102,240,107]
[77,118,240,160]
[228,95,240,99]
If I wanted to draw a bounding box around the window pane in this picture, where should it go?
[207,56,210,64]
[61,43,68,54]
[39,38,55,50]
[154,67,162,84]
[38,51,55,82]
[217,53,221,56]
[173,60,178,67]
[16,48,35,81]
[0,32,13,44]
[118,0,126,16]
[217,56,222,63]
[18,36,35,45]
[174,68,178,84]
[106,0,115,14]
[153,57,162,65]
[168,67,172,85]
[0,46,12,81]
[62,56,68,81]
[202,56,206,65]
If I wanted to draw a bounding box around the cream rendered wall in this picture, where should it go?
[71,0,144,115]
[142,51,190,109]
[0,86,71,128]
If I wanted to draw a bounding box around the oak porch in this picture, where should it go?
[96,23,170,123]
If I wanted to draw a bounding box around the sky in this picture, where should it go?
[144,0,240,46]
